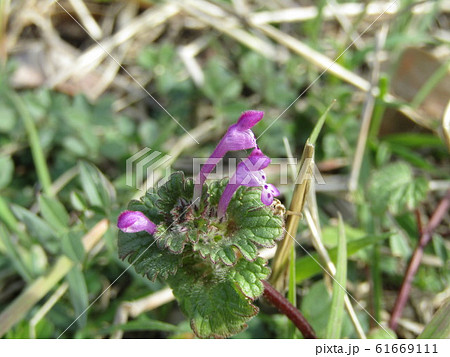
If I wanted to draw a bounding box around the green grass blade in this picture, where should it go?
[8,91,52,196]
[418,298,450,339]
[0,225,33,281]
[0,196,28,242]
[309,99,335,145]
[410,60,450,109]
[296,233,391,283]
[66,265,89,328]
[325,213,347,339]
[39,194,70,232]
[102,316,179,335]
[0,220,108,338]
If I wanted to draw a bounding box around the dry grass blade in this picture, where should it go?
[270,143,314,290]
[442,100,450,151]
[251,22,371,92]
[174,0,284,62]
[325,213,347,339]
[29,282,69,339]
[111,287,175,339]
[49,3,180,87]
[67,0,102,40]
[349,24,388,192]
[249,1,447,25]
[304,204,367,339]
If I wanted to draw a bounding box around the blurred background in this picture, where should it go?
[0,0,449,339]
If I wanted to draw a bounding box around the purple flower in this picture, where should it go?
[217,148,280,217]
[193,110,264,201]
[117,210,157,235]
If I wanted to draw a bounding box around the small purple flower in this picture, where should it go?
[217,148,280,217]
[117,210,157,235]
[193,110,264,201]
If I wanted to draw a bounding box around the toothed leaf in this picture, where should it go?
[168,263,259,338]
[229,257,270,299]
[118,172,284,338]
[118,230,181,281]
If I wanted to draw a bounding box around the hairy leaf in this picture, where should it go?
[229,257,270,299]
[118,172,282,338]
[168,263,259,339]
[118,231,181,281]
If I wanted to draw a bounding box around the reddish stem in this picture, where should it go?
[262,280,317,339]
[389,190,450,331]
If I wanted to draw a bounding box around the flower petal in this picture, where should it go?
[222,127,256,152]
[266,183,280,196]
[236,110,264,130]
[261,190,274,206]
[194,110,263,201]
[117,210,157,235]
[246,147,270,170]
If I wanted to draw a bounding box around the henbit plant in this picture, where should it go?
[117,111,302,338]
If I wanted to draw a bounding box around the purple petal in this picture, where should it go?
[194,111,263,202]
[261,190,274,205]
[218,183,239,218]
[246,148,270,170]
[236,111,264,130]
[221,127,256,152]
[266,183,280,196]
[261,183,280,205]
[117,210,157,235]
[236,167,264,187]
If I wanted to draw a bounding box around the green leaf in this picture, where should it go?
[326,214,347,339]
[321,223,366,247]
[0,155,14,189]
[11,204,58,253]
[168,264,258,339]
[228,257,270,299]
[192,186,284,264]
[296,233,391,283]
[70,190,88,211]
[103,315,178,334]
[0,225,33,281]
[418,298,450,339]
[0,101,16,132]
[309,100,335,145]
[61,231,85,263]
[239,52,294,107]
[368,327,396,339]
[301,281,354,338]
[66,265,89,328]
[39,194,70,232]
[118,230,181,281]
[368,162,428,215]
[118,173,283,338]
[203,58,242,103]
[79,161,116,211]
[383,133,445,149]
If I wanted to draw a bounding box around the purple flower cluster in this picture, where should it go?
[118,111,280,234]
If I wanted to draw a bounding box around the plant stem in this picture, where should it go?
[287,245,296,338]
[262,280,316,339]
[389,190,450,331]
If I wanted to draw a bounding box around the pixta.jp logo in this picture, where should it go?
[126,148,172,192]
